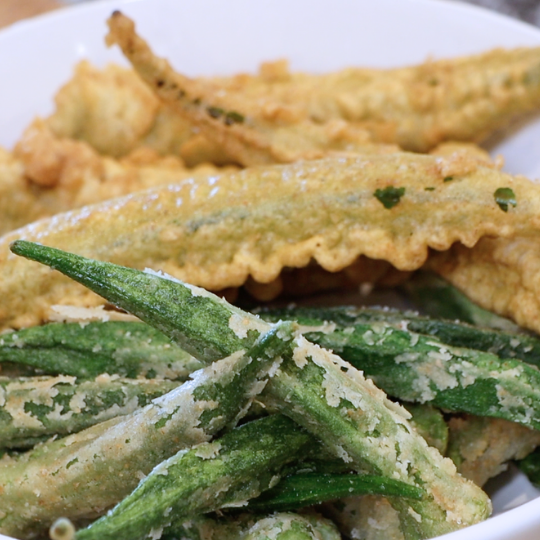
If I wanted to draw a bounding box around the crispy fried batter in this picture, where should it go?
[46,61,232,166]
[107,12,540,165]
[429,236,540,335]
[447,415,540,487]
[0,147,50,236]
[11,119,232,220]
[2,152,540,330]
[105,12,394,166]
[249,257,411,301]
[325,496,404,540]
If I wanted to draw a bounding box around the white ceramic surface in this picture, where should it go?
[1,0,540,538]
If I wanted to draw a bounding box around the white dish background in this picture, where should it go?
[1,0,540,538]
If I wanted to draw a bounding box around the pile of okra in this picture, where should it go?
[2,241,540,540]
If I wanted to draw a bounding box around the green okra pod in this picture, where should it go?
[0,375,178,448]
[10,241,265,362]
[76,415,313,540]
[261,306,540,430]
[404,404,448,455]
[261,305,540,367]
[246,471,423,513]
[261,339,490,539]
[301,321,540,431]
[0,321,202,380]
[0,273,294,539]
[11,241,491,540]
[401,272,521,332]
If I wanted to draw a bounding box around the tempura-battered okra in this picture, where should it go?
[0,321,201,380]
[0,375,178,448]
[76,414,421,540]
[11,241,491,540]
[76,415,312,540]
[161,513,342,540]
[0,276,295,538]
[262,307,540,429]
[262,305,540,366]
[4,150,540,332]
[447,415,540,487]
[108,12,540,163]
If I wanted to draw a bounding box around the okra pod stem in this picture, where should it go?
[0,321,202,380]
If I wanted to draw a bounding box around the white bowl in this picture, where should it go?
[1,0,540,538]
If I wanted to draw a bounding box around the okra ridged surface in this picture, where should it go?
[76,415,313,540]
[0,321,202,380]
[11,241,492,540]
[262,306,540,429]
[262,305,540,366]
[0,271,293,538]
[0,375,178,448]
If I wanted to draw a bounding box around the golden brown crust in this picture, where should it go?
[429,235,540,335]
[8,120,233,228]
[106,12,540,165]
[0,147,49,237]
[447,415,540,487]
[1,152,540,330]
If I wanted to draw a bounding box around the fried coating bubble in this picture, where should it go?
[429,236,540,335]
[1,152,540,330]
[107,12,540,165]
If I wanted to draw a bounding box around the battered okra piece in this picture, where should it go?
[78,415,372,540]
[261,304,540,366]
[262,309,540,430]
[447,415,540,487]
[308,324,540,430]
[0,321,202,380]
[0,280,294,540]
[262,338,490,539]
[241,514,342,540]
[0,375,178,448]
[162,513,342,540]
[11,242,491,540]
[325,495,405,540]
